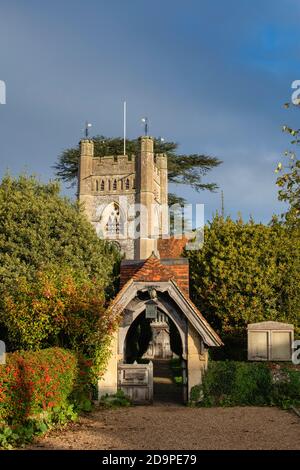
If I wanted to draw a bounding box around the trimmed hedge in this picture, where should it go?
[190,361,300,408]
[0,348,78,423]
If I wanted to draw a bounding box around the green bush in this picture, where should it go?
[195,361,272,406]
[170,358,183,386]
[99,390,131,408]
[189,385,202,404]
[231,362,272,405]
[0,403,77,449]
[271,368,300,409]
[192,361,300,408]
[200,361,237,406]
[188,215,300,337]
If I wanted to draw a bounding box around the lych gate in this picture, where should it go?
[98,255,222,403]
[77,134,222,403]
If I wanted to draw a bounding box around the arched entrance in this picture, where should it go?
[123,309,186,404]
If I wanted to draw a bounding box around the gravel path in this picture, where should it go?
[28,405,300,450]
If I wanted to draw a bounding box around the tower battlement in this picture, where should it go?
[94,154,136,165]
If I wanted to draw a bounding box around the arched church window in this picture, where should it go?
[125,178,130,190]
[105,202,124,236]
[113,179,117,191]
[100,180,105,191]
[108,180,111,191]
[96,180,99,191]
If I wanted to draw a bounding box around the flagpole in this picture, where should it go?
[123,100,126,155]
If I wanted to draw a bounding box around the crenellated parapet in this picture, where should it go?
[93,154,136,173]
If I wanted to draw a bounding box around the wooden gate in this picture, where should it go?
[118,361,153,404]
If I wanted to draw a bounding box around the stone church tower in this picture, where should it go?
[78,136,168,259]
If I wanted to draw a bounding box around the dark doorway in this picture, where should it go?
[124,310,185,404]
[153,359,185,404]
[125,311,152,363]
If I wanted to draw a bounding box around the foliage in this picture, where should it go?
[0,175,121,378]
[169,358,181,369]
[191,361,272,407]
[189,385,202,405]
[271,368,300,409]
[0,347,114,448]
[1,265,119,356]
[276,146,300,225]
[189,361,300,409]
[99,390,131,408]
[0,348,77,424]
[188,215,300,340]
[231,362,273,405]
[54,135,222,204]
[0,403,78,449]
[276,101,300,226]
[169,358,183,385]
[0,175,119,290]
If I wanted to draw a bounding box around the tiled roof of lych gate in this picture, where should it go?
[131,253,176,283]
[120,254,190,295]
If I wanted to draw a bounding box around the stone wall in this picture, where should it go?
[187,324,208,395]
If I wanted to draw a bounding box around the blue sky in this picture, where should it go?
[0,0,300,223]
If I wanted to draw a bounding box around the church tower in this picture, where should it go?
[77,136,168,259]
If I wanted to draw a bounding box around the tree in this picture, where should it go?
[0,175,120,361]
[54,136,222,203]
[275,103,300,226]
[2,265,119,353]
[187,215,300,343]
[0,175,119,288]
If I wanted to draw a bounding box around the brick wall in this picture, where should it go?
[157,236,188,258]
[162,260,189,295]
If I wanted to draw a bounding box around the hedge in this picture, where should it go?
[190,361,300,408]
[0,348,78,423]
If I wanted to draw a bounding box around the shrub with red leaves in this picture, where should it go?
[0,348,77,423]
